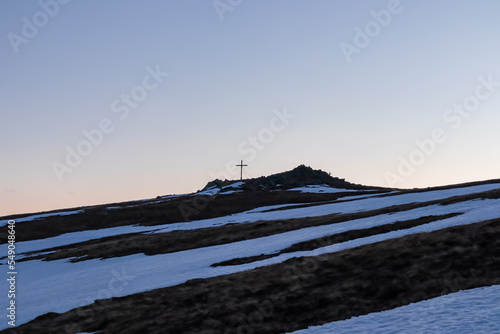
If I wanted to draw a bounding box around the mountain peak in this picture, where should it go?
[201,164,381,192]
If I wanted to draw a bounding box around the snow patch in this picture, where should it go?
[0,210,84,226]
[222,181,244,189]
[195,185,220,196]
[288,185,358,194]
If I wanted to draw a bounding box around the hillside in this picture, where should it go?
[1,166,500,333]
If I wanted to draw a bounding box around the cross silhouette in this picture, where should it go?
[236,160,247,181]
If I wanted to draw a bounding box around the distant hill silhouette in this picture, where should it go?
[202,164,386,192]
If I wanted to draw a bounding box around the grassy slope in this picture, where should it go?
[3,217,500,334]
[2,177,500,333]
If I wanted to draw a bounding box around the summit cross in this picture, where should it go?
[236,160,247,181]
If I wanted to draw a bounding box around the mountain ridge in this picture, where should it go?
[3,165,500,221]
[2,168,500,333]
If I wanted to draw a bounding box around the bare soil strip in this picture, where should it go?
[20,197,465,263]
[4,217,500,334]
[2,178,499,244]
[211,213,461,267]
[21,185,500,263]
[0,191,357,243]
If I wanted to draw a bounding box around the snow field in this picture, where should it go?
[288,284,500,334]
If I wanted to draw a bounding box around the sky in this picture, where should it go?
[1,0,500,216]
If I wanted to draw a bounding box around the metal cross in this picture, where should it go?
[236,160,247,181]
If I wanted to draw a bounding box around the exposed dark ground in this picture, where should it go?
[2,166,498,244]
[211,213,462,267]
[15,187,500,264]
[13,197,448,263]
[0,190,382,244]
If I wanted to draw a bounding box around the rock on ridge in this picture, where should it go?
[201,165,384,192]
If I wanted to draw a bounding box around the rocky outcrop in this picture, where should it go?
[201,165,385,192]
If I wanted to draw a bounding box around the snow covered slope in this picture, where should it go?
[289,284,500,334]
[1,169,500,333]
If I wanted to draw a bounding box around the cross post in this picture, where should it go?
[236,160,247,181]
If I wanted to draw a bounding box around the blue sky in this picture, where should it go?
[1,0,500,216]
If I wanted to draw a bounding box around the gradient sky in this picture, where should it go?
[1,0,500,216]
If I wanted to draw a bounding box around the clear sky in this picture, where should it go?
[1,0,500,216]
